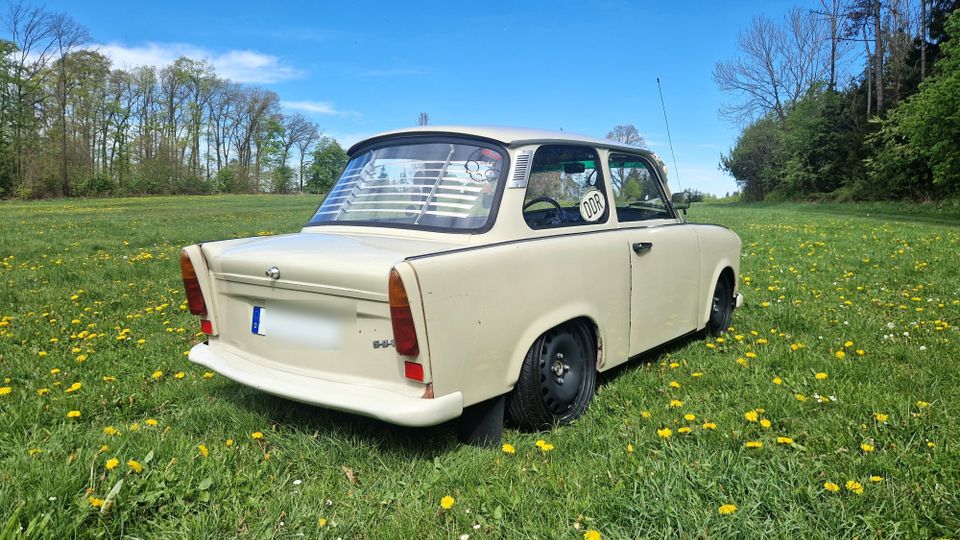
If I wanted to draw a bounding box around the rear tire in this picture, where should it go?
[707,276,734,336]
[506,321,596,430]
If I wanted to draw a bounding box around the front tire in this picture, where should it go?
[707,276,734,336]
[507,321,596,430]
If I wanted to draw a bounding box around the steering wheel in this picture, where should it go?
[523,196,565,224]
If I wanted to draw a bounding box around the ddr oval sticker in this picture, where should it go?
[579,189,606,222]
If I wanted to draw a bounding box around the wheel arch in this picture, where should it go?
[700,264,737,329]
[504,310,601,392]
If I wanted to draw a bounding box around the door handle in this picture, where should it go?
[632,242,653,254]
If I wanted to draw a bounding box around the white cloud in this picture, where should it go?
[94,42,300,84]
[281,100,359,118]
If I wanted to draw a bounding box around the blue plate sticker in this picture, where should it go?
[251,306,266,335]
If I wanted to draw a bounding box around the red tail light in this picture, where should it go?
[404,361,424,381]
[180,251,207,317]
[388,268,420,357]
[200,319,214,335]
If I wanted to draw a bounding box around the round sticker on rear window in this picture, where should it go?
[579,189,606,222]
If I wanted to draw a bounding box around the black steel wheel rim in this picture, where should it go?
[537,329,584,415]
[710,281,732,329]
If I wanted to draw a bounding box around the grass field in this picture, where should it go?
[1,195,958,538]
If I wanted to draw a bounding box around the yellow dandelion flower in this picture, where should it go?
[0,386,11,396]
[99,445,109,453]
[65,382,82,393]
[539,442,555,452]
[744,441,763,449]
[67,410,81,418]
[88,497,105,508]
[844,340,854,348]
[37,388,49,396]
[772,376,782,385]
[626,443,634,453]
[861,443,875,452]
[251,431,264,440]
[744,410,758,422]
[197,444,209,457]
[745,351,758,359]
[776,436,794,445]
[105,458,119,470]
[225,439,234,447]
[50,368,60,375]
[318,518,328,527]
[691,371,703,377]
[856,349,865,356]
[916,401,930,408]
[203,371,215,379]
[151,370,163,380]
[760,301,770,308]
[669,381,681,389]
[760,419,771,429]
[824,481,840,492]
[501,443,516,454]
[874,413,888,422]
[677,427,692,434]
[684,413,696,421]
[669,399,683,408]
[718,504,737,515]
[75,354,88,362]
[38,351,48,357]
[835,350,846,359]
[28,448,42,457]
[129,422,140,431]
[736,357,749,366]
[657,428,673,439]
[440,495,455,509]
[145,418,158,426]
[706,342,715,349]
[702,422,717,430]
[815,372,828,380]
[127,459,143,473]
[103,426,119,436]
[640,410,651,419]
[845,480,863,495]
[174,371,185,379]
[716,337,725,343]
[584,531,602,540]
[870,475,883,483]
[795,394,807,402]
[927,441,935,448]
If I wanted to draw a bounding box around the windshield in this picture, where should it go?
[307,140,506,231]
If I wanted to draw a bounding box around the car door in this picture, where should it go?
[607,153,700,357]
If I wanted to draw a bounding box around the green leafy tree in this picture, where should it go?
[869,9,960,199]
[306,137,347,195]
[719,115,783,201]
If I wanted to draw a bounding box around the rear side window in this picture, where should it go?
[608,154,674,222]
[522,145,609,230]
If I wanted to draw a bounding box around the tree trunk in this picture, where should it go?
[920,0,927,81]
[873,0,884,112]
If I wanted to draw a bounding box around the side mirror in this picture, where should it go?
[673,190,691,214]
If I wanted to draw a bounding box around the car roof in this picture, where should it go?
[347,125,657,158]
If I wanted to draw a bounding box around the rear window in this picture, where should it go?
[307,139,507,231]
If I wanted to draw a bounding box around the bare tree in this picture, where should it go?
[605,124,646,147]
[714,8,830,123]
[293,120,320,193]
[49,11,91,196]
[417,111,429,126]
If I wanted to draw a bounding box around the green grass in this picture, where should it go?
[0,196,958,538]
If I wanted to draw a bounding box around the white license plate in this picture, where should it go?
[251,305,342,350]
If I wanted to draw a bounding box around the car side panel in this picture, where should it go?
[691,224,742,328]
[408,232,631,407]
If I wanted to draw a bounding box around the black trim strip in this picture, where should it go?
[404,221,689,262]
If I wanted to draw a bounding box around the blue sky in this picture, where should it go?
[53,0,813,196]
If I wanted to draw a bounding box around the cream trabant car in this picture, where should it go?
[181,126,742,444]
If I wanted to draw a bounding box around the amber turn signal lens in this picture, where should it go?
[388,268,420,357]
[180,251,207,317]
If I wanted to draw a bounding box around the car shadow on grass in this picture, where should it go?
[210,383,462,458]
[596,330,706,388]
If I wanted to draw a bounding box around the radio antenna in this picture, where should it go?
[656,77,683,192]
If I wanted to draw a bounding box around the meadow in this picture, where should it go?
[0,195,957,538]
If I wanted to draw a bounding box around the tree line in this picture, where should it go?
[0,2,348,199]
[717,1,960,201]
